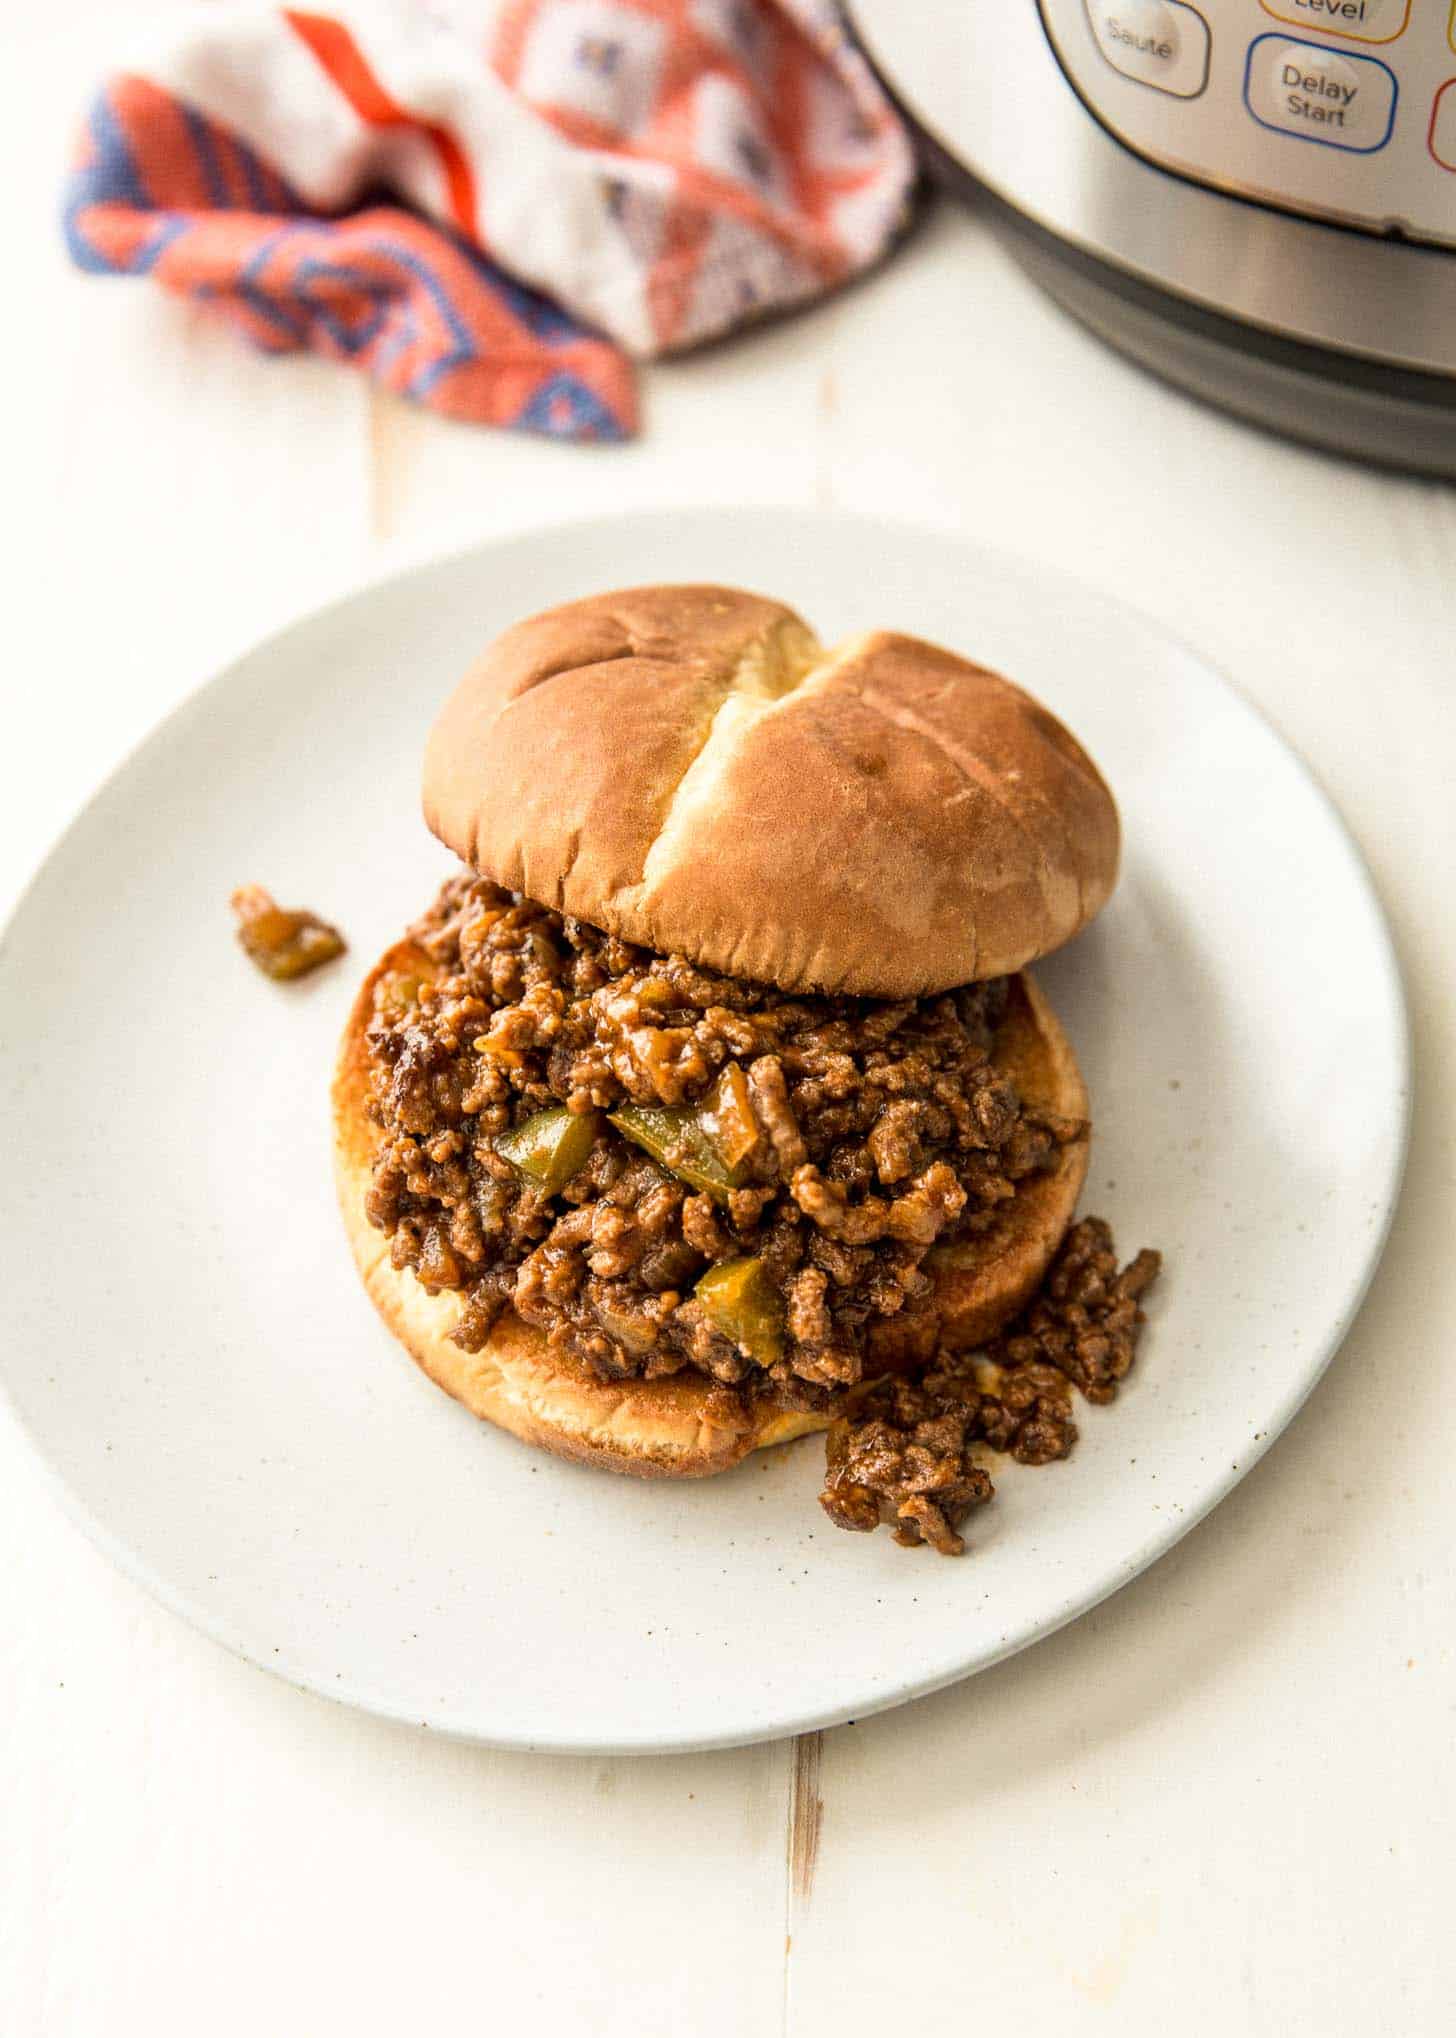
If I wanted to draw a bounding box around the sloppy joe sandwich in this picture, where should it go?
[334,586,1159,1556]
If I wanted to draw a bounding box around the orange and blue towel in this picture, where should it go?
[64,2,915,441]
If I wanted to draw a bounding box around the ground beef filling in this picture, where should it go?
[821,1220,1162,1554]
[363,874,1083,1408]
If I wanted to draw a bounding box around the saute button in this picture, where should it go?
[1432,80,1456,170]
[1258,0,1410,47]
[1084,0,1211,99]
[1245,34,1397,152]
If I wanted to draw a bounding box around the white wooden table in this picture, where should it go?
[5,11,1455,2034]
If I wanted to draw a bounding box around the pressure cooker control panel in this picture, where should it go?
[1038,0,1456,246]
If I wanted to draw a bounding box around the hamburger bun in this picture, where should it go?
[333,942,1090,1480]
[422,586,1119,999]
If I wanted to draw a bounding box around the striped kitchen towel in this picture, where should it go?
[64,1,916,441]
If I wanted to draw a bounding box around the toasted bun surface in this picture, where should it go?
[333,942,1090,1481]
[421,586,1119,998]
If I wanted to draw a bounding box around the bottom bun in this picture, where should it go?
[332,945,1089,1480]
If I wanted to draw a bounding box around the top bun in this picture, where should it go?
[421,585,1119,998]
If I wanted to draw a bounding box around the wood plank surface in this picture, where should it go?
[4,13,1454,2036]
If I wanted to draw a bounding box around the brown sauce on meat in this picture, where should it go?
[820,1220,1161,1555]
[364,874,1081,1404]
[362,872,1160,1555]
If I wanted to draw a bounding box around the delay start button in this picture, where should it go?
[1245,33,1397,152]
[1083,0,1211,100]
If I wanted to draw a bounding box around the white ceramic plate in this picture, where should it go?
[0,508,1407,1753]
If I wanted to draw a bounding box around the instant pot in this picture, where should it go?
[848,1,1456,473]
